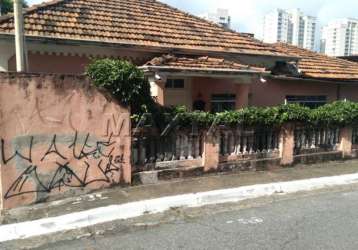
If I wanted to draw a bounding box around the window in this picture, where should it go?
[165,79,185,89]
[286,95,327,109]
[211,94,236,113]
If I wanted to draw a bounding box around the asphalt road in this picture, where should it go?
[37,187,358,250]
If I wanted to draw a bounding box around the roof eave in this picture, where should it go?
[140,65,270,78]
[0,33,298,60]
[269,75,358,84]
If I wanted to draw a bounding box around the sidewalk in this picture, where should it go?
[2,159,358,225]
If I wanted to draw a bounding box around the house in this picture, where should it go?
[0,0,358,111]
[250,43,358,108]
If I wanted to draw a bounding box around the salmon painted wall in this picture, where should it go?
[249,78,345,107]
[340,84,358,102]
[8,50,156,74]
[189,77,358,109]
[0,73,131,209]
[191,77,250,111]
[8,53,91,74]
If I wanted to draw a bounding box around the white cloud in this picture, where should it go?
[28,0,49,5]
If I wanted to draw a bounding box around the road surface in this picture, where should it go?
[33,185,358,250]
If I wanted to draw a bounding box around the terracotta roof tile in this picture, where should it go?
[273,43,358,81]
[143,54,266,72]
[0,0,284,56]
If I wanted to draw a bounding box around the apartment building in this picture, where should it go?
[321,19,358,57]
[201,8,231,29]
[263,9,317,51]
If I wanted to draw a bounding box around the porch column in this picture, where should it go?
[235,84,250,109]
[148,77,165,105]
[280,123,295,166]
[339,127,353,158]
[203,131,220,172]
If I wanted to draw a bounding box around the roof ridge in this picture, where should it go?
[0,0,67,24]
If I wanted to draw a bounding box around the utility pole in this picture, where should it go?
[14,0,27,72]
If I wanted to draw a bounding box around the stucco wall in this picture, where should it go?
[249,78,345,107]
[159,76,358,110]
[3,39,157,74]
[9,53,92,74]
[164,78,193,109]
[191,77,250,111]
[0,73,131,209]
[340,84,358,102]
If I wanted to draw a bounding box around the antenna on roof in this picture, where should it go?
[14,0,28,72]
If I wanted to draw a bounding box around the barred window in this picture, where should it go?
[165,79,185,89]
[286,95,327,108]
[211,94,236,113]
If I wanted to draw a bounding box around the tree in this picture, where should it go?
[0,0,28,16]
[86,59,154,114]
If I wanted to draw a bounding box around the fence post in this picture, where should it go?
[339,126,353,158]
[279,123,295,166]
[203,131,220,172]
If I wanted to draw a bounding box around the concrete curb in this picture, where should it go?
[1,172,358,242]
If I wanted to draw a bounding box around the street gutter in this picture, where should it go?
[1,172,358,242]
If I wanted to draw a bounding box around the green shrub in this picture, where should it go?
[86,59,153,114]
[276,104,311,124]
[311,101,358,127]
[172,102,358,129]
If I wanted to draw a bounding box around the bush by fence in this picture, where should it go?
[167,101,358,129]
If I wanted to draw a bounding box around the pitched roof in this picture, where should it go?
[142,54,267,73]
[0,0,284,56]
[273,43,358,81]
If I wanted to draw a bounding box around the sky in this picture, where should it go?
[28,0,358,39]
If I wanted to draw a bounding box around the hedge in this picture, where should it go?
[170,101,358,128]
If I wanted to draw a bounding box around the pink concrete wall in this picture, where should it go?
[9,53,91,74]
[8,51,156,74]
[0,73,131,209]
[249,78,341,107]
[162,76,358,110]
[249,78,358,107]
[191,77,250,111]
[340,85,358,102]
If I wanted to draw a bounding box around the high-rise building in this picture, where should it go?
[263,9,317,51]
[320,19,358,57]
[201,9,231,29]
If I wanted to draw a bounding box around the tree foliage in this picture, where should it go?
[0,0,28,15]
[86,59,154,114]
